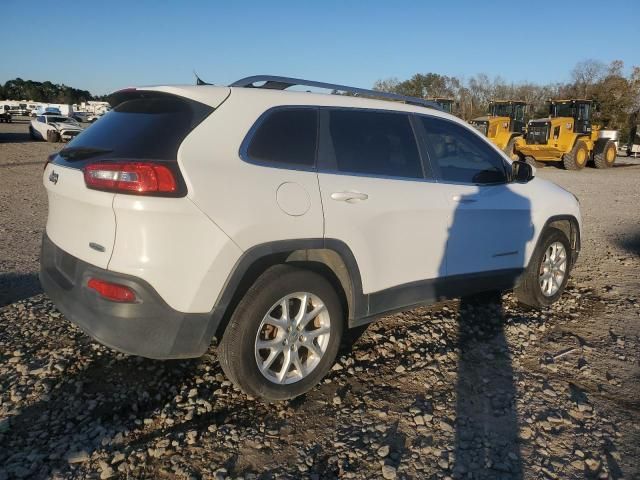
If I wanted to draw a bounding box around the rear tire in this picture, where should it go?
[46,130,60,143]
[514,228,571,308]
[29,126,37,140]
[218,264,343,401]
[593,139,616,169]
[563,140,589,170]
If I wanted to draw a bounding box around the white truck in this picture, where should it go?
[0,105,12,123]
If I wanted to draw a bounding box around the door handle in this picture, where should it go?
[331,191,369,203]
[452,195,477,204]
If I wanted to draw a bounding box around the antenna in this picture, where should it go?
[194,71,212,86]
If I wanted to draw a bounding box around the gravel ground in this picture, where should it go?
[1,119,639,480]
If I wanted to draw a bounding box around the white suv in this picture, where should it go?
[40,76,581,401]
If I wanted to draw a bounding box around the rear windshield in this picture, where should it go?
[59,93,213,162]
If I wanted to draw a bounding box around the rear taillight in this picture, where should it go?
[44,153,56,170]
[83,162,178,195]
[87,278,137,303]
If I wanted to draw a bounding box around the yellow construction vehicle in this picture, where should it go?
[514,99,617,170]
[469,100,527,159]
[428,98,454,114]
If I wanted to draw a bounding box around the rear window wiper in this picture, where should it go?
[59,147,113,161]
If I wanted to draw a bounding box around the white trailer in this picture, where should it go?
[0,101,22,115]
[78,101,110,114]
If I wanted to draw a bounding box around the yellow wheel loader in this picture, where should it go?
[469,100,526,159]
[514,99,617,170]
[428,98,454,114]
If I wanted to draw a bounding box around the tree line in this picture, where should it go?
[373,60,640,142]
[3,59,638,141]
[0,78,93,105]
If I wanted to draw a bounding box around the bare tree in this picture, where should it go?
[371,58,639,132]
[571,59,606,98]
[372,77,401,93]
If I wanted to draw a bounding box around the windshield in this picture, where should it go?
[437,101,452,113]
[490,103,513,117]
[553,102,574,117]
[49,116,74,123]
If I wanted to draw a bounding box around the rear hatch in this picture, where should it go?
[43,87,229,269]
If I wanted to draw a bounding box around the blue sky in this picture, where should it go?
[3,0,638,95]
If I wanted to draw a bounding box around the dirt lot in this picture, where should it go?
[0,119,638,480]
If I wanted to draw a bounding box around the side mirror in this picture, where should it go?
[511,160,534,183]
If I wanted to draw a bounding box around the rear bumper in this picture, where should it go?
[39,233,217,359]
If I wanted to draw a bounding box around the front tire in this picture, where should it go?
[218,264,343,401]
[514,228,571,308]
[563,140,588,170]
[524,156,544,168]
[593,139,616,169]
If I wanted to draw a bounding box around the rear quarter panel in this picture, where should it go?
[178,92,325,251]
[108,196,243,313]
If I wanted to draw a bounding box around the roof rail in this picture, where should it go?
[229,75,442,111]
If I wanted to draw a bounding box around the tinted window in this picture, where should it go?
[420,116,507,184]
[62,93,213,161]
[577,103,590,121]
[246,109,317,167]
[326,110,422,178]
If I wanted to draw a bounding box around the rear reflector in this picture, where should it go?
[87,278,137,303]
[83,162,178,194]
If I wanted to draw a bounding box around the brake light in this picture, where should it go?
[87,278,137,303]
[83,162,178,194]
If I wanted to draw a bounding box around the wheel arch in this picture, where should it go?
[594,136,614,151]
[210,239,365,340]
[534,215,581,269]
[569,134,592,153]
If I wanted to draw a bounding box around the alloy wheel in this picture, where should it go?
[539,241,567,297]
[254,292,331,385]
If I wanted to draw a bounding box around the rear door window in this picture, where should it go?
[57,92,213,165]
[419,116,508,184]
[245,108,318,167]
[323,109,423,179]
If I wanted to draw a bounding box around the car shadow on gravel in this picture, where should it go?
[453,294,524,479]
[0,272,43,307]
[0,353,229,478]
[0,131,33,143]
[615,230,640,256]
[443,183,531,479]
